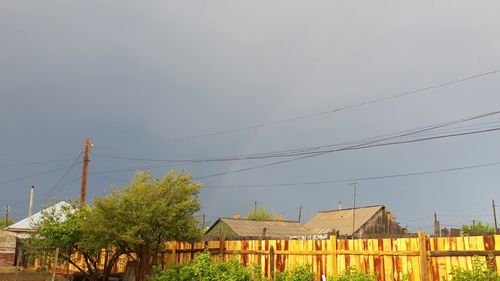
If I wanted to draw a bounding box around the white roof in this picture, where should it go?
[5,201,70,232]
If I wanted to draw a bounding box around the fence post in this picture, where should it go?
[172,242,177,265]
[270,245,275,281]
[418,232,430,281]
[51,248,59,281]
[330,235,338,278]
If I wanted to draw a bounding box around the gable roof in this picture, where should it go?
[304,205,384,236]
[5,201,70,233]
[207,218,310,239]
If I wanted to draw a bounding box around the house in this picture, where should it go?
[304,205,403,238]
[5,201,70,238]
[205,217,311,240]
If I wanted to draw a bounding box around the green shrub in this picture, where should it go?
[328,266,378,281]
[450,257,500,281]
[149,251,267,281]
[276,265,315,281]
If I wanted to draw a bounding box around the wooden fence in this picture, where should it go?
[158,233,500,281]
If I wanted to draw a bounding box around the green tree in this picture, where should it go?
[91,171,203,281]
[0,219,14,228]
[461,221,496,236]
[26,202,122,281]
[246,206,276,221]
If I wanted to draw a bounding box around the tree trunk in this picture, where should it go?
[135,244,152,281]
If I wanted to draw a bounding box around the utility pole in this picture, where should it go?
[5,205,9,227]
[202,214,206,229]
[351,183,357,239]
[254,201,257,213]
[493,200,498,234]
[434,213,441,237]
[298,205,302,223]
[29,185,35,218]
[80,137,91,207]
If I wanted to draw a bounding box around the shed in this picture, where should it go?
[205,218,311,240]
[304,205,403,238]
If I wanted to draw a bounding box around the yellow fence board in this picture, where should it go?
[55,234,500,281]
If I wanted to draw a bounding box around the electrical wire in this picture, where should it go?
[0,165,76,185]
[91,109,500,164]
[165,69,500,141]
[203,161,500,189]
[46,153,82,195]
[194,113,500,179]
[0,157,77,169]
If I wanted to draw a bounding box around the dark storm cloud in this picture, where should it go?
[1,1,500,231]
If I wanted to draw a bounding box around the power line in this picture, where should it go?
[0,165,75,185]
[46,153,82,195]
[92,109,500,164]
[0,157,76,169]
[194,112,500,179]
[166,69,500,141]
[204,160,500,189]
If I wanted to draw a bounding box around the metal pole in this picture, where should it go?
[5,205,9,227]
[29,186,34,217]
[493,200,498,234]
[352,183,357,239]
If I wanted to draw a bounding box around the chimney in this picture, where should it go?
[233,214,241,219]
[338,201,342,210]
[276,215,284,221]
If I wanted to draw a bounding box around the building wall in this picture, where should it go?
[356,208,404,238]
[204,221,239,240]
[0,230,16,266]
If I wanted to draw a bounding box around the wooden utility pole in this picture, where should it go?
[493,200,498,234]
[80,138,91,207]
[298,205,302,223]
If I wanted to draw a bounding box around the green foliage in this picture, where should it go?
[245,206,276,221]
[25,171,202,281]
[450,257,500,281]
[93,171,203,281]
[276,265,315,281]
[461,221,496,235]
[25,201,120,281]
[149,251,267,281]
[328,266,378,281]
[0,219,14,228]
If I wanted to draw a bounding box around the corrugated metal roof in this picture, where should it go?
[5,201,70,232]
[216,218,310,238]
[304,205,384,236]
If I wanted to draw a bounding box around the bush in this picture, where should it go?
[275,265,315,281]
[450,257,500,281]
[149,251,267,281]
[328,266,378,281]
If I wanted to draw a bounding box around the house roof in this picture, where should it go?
[208,218,311,238]
[5,201,70,233]
[304,205,385,236]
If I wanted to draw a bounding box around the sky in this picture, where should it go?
[1,1,500,233]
